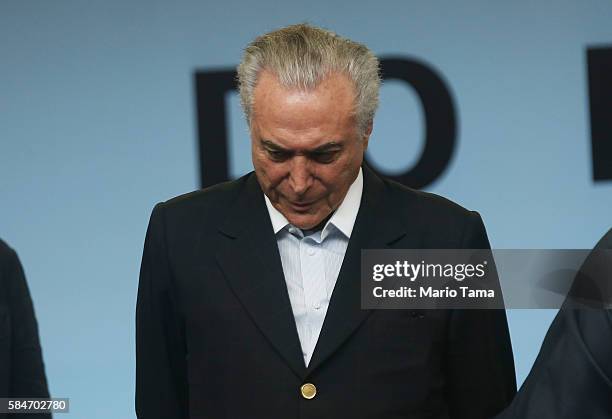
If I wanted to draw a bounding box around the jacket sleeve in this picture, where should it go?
[136,204,188,418]
[445,212,517,419]
[2,242,51,418]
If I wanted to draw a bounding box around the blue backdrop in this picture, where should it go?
[1,1,611,417]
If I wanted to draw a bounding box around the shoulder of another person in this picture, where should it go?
[0,239,19,306]
[0,239,16,264]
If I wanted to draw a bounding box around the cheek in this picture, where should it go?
[316,160,361,198]
[257,161,287,187]
[321,159,356,184]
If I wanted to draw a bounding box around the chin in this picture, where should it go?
[288,214,326,230]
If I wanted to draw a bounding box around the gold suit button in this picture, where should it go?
[300,383,317,399]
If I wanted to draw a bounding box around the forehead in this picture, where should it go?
[251,70,358,149]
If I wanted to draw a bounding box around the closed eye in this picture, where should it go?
[260,139,343,163]
[266,148,291,161]
[309,150,340,164]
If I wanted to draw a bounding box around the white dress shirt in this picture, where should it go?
[264,168,363,366]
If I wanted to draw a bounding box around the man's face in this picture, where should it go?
[251,70,370,230]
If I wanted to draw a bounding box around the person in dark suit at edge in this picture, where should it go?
[136,23,516,419]
[0,239,51,419]
[495,228,612,419]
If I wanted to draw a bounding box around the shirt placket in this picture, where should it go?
[300,234,327,364]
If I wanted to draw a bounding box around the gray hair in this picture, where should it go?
[237,23,381,137]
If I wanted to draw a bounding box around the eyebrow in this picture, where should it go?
[260,139,344,154]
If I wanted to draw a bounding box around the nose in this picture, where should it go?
[288,156,313,196]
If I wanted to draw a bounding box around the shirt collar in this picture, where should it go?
[264,167,363,239]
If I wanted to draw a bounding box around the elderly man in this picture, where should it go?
[136,24,516,419]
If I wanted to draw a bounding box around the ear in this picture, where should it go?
[362,120,373,150]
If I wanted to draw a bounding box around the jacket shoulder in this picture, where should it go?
[0,239,16,261]
[382,177,477,220]
[379,177,487,247]
[0,239,19,278]
[155,173,251,223]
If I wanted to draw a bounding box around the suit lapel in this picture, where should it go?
[307,166,410,373]
[214,167,419,377]
[215,174,307,379]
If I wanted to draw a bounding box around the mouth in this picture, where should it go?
[287,200,315,212]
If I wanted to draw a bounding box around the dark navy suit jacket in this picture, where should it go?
[0,239,50,419]
[136,166,516,419]
[496,228,612,419]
